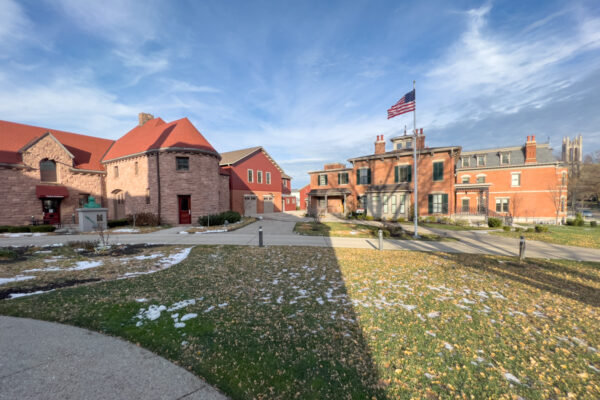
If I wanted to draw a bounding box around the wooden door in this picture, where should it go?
[263,195,274,213]
[178,195,191,224]
[42,198,61,225]
[243,195,257,216]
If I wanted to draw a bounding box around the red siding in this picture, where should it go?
[228,150,283,192]
[299,184,311,210]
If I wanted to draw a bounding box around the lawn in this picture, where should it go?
[294,221,451,241]
[490,225,600,249]
[418,222,489,231]
[1,245,598,399]
[183,217,257,233]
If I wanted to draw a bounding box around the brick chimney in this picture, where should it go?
[525,135,537,163]
[416,128,425,150]
[138,112,154,126]
[375,135,386,154]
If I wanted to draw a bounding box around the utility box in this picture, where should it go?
[76,196,108,232]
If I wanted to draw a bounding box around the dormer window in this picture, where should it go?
[462,157,470,167]
[500,152,510,165]
[476,155,486,166]
[40,159,57,182]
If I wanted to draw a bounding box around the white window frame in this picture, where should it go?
[266,172,271,184]
[383,195,389,214]
[432,194,444,213]
[495,198,509,213]
[461,175,470,184]
[358,168,370,185]
[476,155,486,166]
[511,172,521,187]
[462,157,470,167]
[257,170,263,184]
[247,169,253,183]
[398,194,405,214]
[318,174,327,186]
[500,152,510,165]
[391,195,396,213]
[461,197,470,212]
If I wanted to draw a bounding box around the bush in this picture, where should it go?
[514,227,523,232]
[128,212,159,226]
[566,219,575,226]
[487,217,502,228]
[526,227,535,233]
[8,226,31,233]
[0,226,11,233]
[198,211,241,226]
[591,221,598,227]
[107,218,128,228]
[397,217,406,223]
[454,219,468,226]
[502,226,511,232]
[535,225,549,233]
[574,213,585,227]
[365,216,375,221]
[30,225,56,232]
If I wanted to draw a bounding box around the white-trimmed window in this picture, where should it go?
[461,175,470,184]
[266,172,271,184]
[496,198,509,213]
[257,170,263,184]
[391,195,397,213]
[247,169,253,183]
[500,153,510,165]
[396,142,403,150]
[477,155,486,166]
[383,195,389,214]
[461,198,470,212]
[462,157,470,167]
[511,172,521,187]
[398,194,405,214]
[476,174,486,183]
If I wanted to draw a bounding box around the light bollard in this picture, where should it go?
[259,226,264,247]
[378,229,383,251]
[519,235,526,261]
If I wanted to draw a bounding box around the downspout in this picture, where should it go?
[156,152,161,224]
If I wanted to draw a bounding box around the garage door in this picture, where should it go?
[263,195,274,213]
[244,195,257,216]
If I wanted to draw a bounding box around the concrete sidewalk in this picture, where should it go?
[1,219,599,261]
[0,316,228,400]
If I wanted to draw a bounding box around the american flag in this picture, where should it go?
[387,89,415,119]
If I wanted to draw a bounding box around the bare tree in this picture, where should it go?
[548,182,566,224]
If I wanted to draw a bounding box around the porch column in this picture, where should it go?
[324,194,328,214]
[343,193,347,214]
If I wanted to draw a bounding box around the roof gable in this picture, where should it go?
[219,146,289,177]
[0,120,114,170]
[102,117,219,162]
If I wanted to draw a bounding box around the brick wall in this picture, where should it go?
[0,134,105,226]
[219,174,230,213]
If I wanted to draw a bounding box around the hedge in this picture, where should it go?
[0,225,56,233]
[198,211,241,226]
[487,217,502,228]
[107,218,129,228]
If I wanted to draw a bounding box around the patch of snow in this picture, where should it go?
[401,304,417,312]
[204,306,215,313]
[9,289,55,299]
[218,302,228,308]
[195,229,227,234]
[133,253,164,260]
[461,298,476,304]
[69,260,103,271]
[174,322,185,328]
[178,231,190,234]
[135,305,167,325]
[22,267,63,272]
[136,298,148,303]
[181,313,197,321]
[532,311,547,318]
[316,297,324,305]
[427,311,440,319]
[0,275,36,285]
[503,372,521,384]
[572,337,588,347]
[112,228,139,233]
[588,364,600,373]
[444,343,454,351]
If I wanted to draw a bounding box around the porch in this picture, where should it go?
[307,188,352,216]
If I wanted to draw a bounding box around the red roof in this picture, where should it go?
[103,117,218,161]
[0,120,114,171]
[36,185,70,198]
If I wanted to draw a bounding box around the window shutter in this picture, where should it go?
[394,166,398,183]
[428,194,433,214]
[356,169,360,184]
[324,175,328,185]
[408,165,412,182]
[367,168,371,184]
[338,173,340,185]
[442,194,448,214]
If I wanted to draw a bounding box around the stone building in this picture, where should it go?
[0,113,229,226]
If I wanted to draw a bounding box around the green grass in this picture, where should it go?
[490,224,600,248]
[1,245,599,399]
[418,222,488,231]
[294,222,451,241]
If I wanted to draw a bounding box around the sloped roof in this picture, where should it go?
[458,143,557,168]
[219,146,290,179]
[103,117,219,162]
[0,120,114,171]
[219,146,262,166]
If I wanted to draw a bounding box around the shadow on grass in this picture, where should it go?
[453,253,600,308]
[0,245,389,399]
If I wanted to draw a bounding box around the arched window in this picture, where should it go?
[40,159,57,182]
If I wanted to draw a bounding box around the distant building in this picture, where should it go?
[562,135,583,164]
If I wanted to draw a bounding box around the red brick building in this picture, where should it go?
[0,113,229,226]
[307,132,567,222]
[307,132,459,220]
[219,147,291,216]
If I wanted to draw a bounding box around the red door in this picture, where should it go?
[42,198,61,225]
[178,195,191,224]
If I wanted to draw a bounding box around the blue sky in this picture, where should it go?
[1,0,599,187]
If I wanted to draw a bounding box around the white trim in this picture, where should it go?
[247,169,253,183]
[490,190,565,194]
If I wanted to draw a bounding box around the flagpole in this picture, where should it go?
[413,80,419,238]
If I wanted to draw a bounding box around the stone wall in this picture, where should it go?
[218,174,230,213]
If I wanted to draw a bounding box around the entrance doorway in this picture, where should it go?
[112,190,125,219]
[41,198,61,225]
[178,195,191,224]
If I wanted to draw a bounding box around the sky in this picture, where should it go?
[1,0,599,188]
